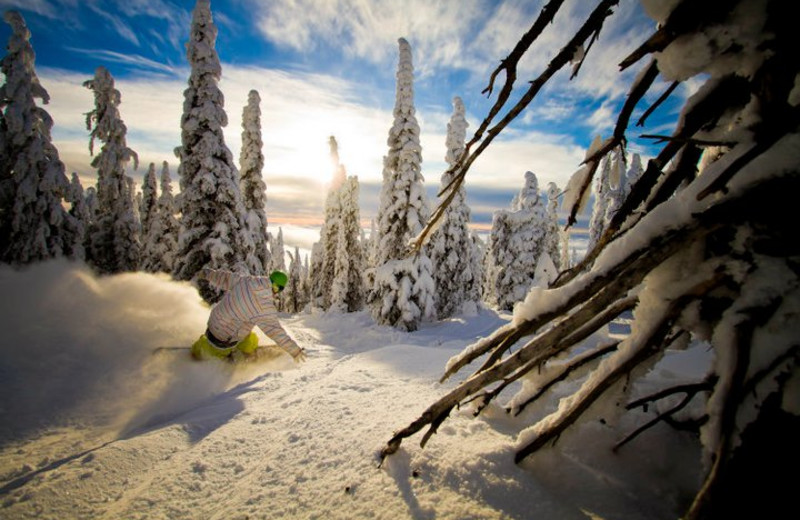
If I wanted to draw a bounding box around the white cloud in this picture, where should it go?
[87,2,140,46]
[38,58,589,226]
[0,0,62,19]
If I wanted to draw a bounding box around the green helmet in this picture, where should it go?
[269,270,288,291]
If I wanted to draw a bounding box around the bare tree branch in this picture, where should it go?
[409,0,620,253]
[613,371,716,452]
[637,80,679,127]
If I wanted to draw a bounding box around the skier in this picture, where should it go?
[191,268,307,363]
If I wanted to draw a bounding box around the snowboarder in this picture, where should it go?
[191,268,307,363]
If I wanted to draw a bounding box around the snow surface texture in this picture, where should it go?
[1,261,709,519]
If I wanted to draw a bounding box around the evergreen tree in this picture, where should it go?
[269,226,286,311]
[428,96,480,318]
[602,147,626,230]
[174,0,252,302]
[138,163,161,272]
[0,11,78,265]
[369,38,435,331]
[313,136,348,309]
[84,66,140,273]
[269,226,286,273]
[284,246,310,314]
[330,175,365,313]
[66,172,90,261]
[141,161,179,273]
[587,154,611,253]
[483,171,547,311]
[140,163,158,236]
[240,89,269,274]
[544,181,562,270]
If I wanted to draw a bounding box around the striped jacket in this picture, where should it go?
[202,268,301,357]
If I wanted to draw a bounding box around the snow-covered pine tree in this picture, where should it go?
[139,163,157,247]
[383,3,799,517]
[544,181,562,270]
[330,175,365,313]
[466,231,485,306]
[269,226,286,311]
[174,0,252,302]
[269,226,286,273]
[0,11,79,265]
[484,171,547,311]
[83,66,140,274]
[284,246,306,313]
[602,147,627,231]
[586,154,610,253]
[313,136,348,309]
[369,38,435,331]
[141,161,179,273]
[138,163,161,272]
[427,96,480,318]
[240,89,269,274]
[66,172,90,261]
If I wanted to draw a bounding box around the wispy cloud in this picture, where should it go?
[66,47,180,75]
[86,2,140,47]
[0,0,61,19]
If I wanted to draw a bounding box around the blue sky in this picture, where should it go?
[0,0,689,242]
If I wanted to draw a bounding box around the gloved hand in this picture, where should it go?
[285,344,307,363]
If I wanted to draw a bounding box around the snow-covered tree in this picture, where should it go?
[428,96,481,318]
[83,66,140,274]
[483,171,547,311]
[284,246,309,314]
[544,181,562,270]
[269,226,286,273]
[330,175,365,313]
[173,0,252,302]
[240,89,269,274]
[141,161,179,273]
[369,38,435,331]
[139,163,158,237]
[269,226,286,311]
[382,3,799,518]
[586,154,610,252]
[312,136,348,309]
[0,11,79,265]
[66,172,90,261]
[138,163,160,272]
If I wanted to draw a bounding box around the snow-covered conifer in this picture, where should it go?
[139,163,158,236]
[313,136,348,309]
[428,96,480,318]
[330,175,365,313]
[369,38,435,331]
[240,89,269,274]
[0,11,79,265]
[544,181,562,270]
[269,227,286,273]
[138,163,161,272]
[173,0,252,302]
[141,161,179,273]
[284,246,308,314]
[269,226,286,311]
[66,172,90,261]
[587,155,610,252]
[83,66,140,273]
[483,171,547,311]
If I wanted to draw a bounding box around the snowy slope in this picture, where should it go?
[0,261,707,519]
